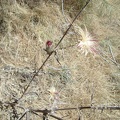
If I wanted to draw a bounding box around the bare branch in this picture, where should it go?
[49,114,63,120]
[24,105,120,120]
[31,111,43,118]
[17,111,27,120]
[55,106,120,111]
[55,0,91,49]
[17,0,91,101]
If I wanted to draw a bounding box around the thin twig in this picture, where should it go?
[17,111,27,120]
[25,105,120,119]
[90,82,95,106]
[98,46,119,66]
[61,0,68,22]
[55,0,91,49]
[19,106,120,120]
[32,110,63,120]
[30,106,120,114]
[61,0,79,42]
[31,108,50,120]
[99,53,110,64]
[17,0,91,101]
[26,111,30,120]
[18,53,52,100]
[55,106,120,111]
[31,111,43,118]
[100,50,119,66]
[30,109,51,113]
[108,42,116,62]
[76,106,81,120]
[49,114,63,120]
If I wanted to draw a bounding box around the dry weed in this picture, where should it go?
[0,0,119,119]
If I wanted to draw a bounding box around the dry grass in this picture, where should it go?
[0,0,120,119]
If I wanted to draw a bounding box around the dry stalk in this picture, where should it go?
[17,0,91,102]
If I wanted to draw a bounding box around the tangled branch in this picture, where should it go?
[17,105,120,120]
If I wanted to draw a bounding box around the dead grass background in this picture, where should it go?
[0,0,120,119]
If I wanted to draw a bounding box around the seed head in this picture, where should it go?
[77,26,99,56]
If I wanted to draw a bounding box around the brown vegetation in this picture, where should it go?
[0,0,120,119]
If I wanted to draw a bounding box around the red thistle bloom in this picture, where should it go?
[46,40,52,47]
[45,40,53,55]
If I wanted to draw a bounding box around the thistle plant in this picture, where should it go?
[77,26,100,56]
[48,86,59,113]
